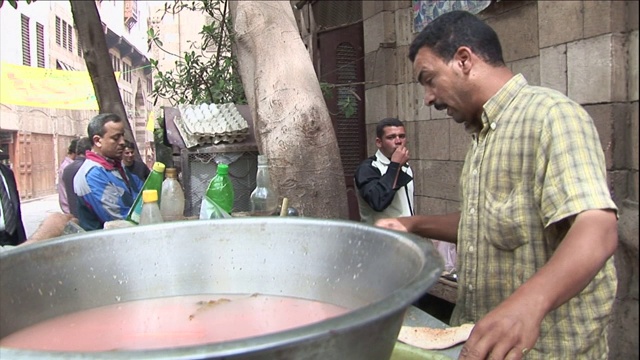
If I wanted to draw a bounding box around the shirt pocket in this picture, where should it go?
[482,185,530,251]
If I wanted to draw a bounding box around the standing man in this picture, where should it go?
[376,11,618,359]
[122,139,150,182]
[62,137,92,219]
[354,117,414,224]
[1,161,26,246]
[57,138,78,213]
[74,114,143,230]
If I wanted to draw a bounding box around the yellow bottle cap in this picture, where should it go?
[142,189,158,203]
[152,162,166,173]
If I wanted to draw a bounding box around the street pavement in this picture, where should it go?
[20,193,63,238]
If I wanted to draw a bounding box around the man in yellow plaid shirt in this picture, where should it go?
[377,10,618,360]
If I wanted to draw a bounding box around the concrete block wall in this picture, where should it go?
[362,1,638,358]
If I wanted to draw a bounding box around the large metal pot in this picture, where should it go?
[0,217,443,359]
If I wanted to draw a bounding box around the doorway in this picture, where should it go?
[316,21,366,221]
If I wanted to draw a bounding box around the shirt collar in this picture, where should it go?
[85,151,122,171]
[482,73,528,128]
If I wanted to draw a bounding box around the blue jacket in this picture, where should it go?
[73,151,143,230]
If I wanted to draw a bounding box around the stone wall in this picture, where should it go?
[362,1,639,358]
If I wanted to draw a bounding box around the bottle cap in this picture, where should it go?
[152,162,166,173]
[165,168,177,177]
[142,189,158,203]
[217,163,229,175]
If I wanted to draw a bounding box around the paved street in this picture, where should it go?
[20,193,63,238]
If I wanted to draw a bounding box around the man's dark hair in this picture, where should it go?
[87,113,122,143]
[123,139,137,150]
[376,117,405,139]
[75,137,92,156]
[67,138,79,154]
[408,10,505,67]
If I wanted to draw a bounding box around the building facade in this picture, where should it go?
[0,0,153,199]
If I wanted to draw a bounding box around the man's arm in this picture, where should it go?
[355,160,411,212]
[375,212,461,244]
[22,213,76,245]
[460,209,618,360]
[82,169,126,222]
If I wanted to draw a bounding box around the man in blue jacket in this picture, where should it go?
[74,114,143,230]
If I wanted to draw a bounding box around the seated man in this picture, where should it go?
[74,114,143,230]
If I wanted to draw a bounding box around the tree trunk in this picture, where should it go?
[69,1,139,159]
[229,1,348,219]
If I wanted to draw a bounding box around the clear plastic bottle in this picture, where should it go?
[139,190,164,225]
[250,155,278,216]
[127,162,166,224]
[160,168,185,221]
[200,163,234,218]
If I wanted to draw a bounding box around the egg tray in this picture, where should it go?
[175,103,249,147]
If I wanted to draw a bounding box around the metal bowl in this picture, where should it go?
[0,217,443,359]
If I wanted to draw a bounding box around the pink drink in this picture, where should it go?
[0,294,349,352]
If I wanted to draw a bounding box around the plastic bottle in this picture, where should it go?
[139,190,164,225]
[200,163,235,218]
[160,168,185,222]
[250,155,278,216]
[126,162,166,224]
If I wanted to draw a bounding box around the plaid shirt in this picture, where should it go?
[452,74,617,359]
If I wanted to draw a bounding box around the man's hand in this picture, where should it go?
[375,218,409,232]
[459,294,541,360]
[391,145,410,165]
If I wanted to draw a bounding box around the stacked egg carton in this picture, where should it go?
[175,103,249,147]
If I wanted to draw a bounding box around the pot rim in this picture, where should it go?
[0,217,443,359]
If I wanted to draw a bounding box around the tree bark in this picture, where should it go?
[69,1,138,158]
[230,1,348,219]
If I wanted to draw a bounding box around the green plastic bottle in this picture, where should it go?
[127,162,166,224]
[204,163,234,216]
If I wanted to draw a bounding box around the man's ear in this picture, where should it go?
[455,46,473,74]
[92,135,101,148]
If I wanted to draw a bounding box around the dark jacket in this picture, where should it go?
[0,163,27,246]
[62,156,86,219]
[125,160,150,182]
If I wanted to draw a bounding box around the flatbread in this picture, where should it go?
[397,323,474,350]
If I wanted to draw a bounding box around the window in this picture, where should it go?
[122,89,133,109]
[21,15,30,66]
[62,22,67,50]
[36,22,44,68]
[110,53,121,72]
[76,28,82,57]
[56,17,73,52]
[122,62,132,83]
[68,24,73,53]
[55,17,61,45]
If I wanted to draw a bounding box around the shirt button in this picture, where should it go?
[469,208,475,214]
[468,284,474,292]
[490,122,497,130]
[472,169,478,175]
[468,246,474,252]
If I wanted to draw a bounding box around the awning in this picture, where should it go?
[56,60,77,71]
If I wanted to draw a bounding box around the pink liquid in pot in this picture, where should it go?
[0,294,349,352]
